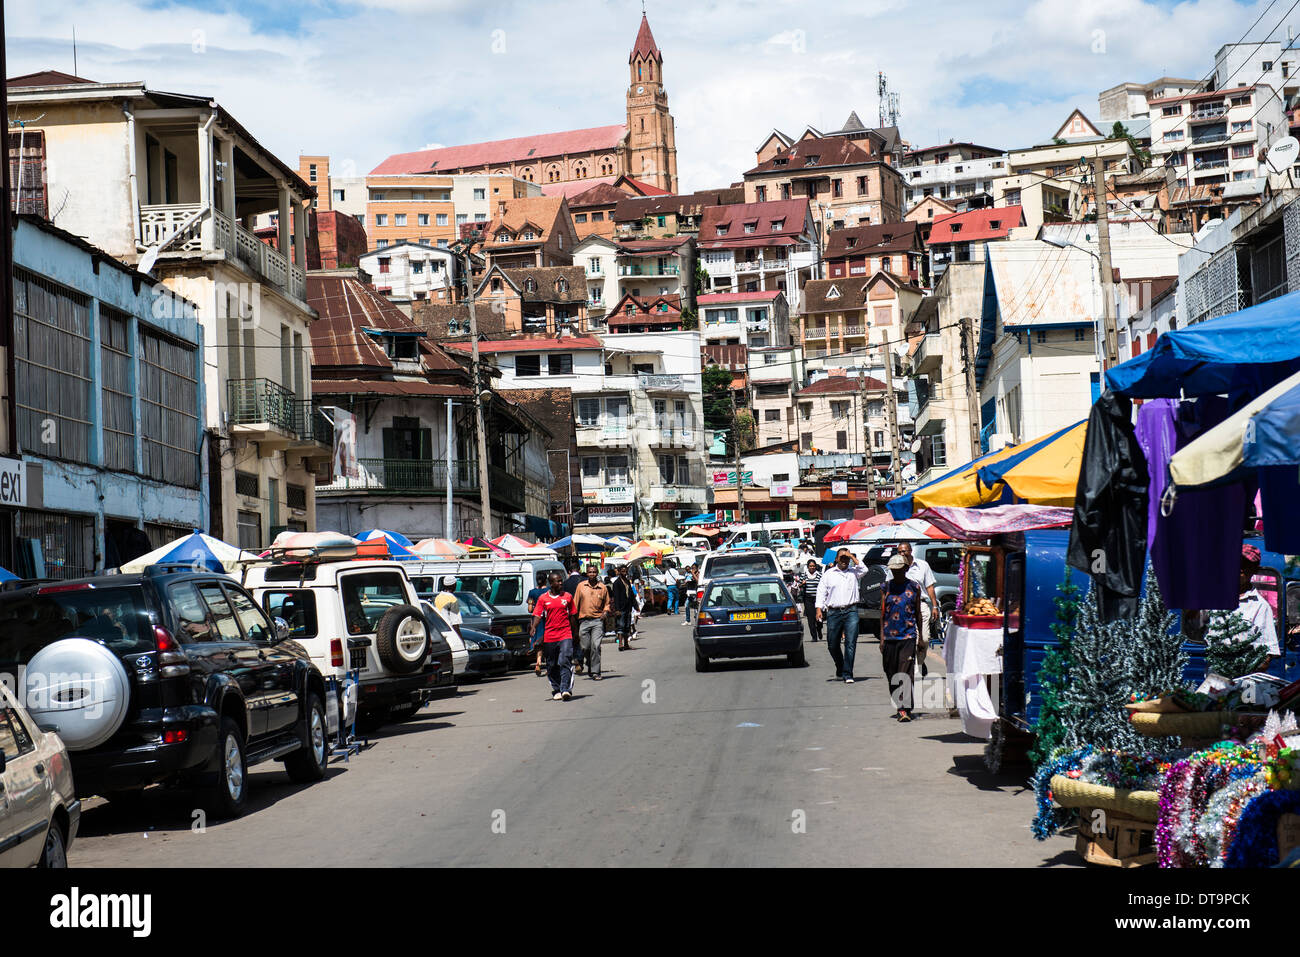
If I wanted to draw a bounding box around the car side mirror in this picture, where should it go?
[274,617,291,642]
[0,750,6,775]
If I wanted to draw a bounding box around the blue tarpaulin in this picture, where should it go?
[680,512,717,526]
[1105,289,1300,399]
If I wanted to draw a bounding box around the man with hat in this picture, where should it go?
[880,553,924,721]
[433,576,463,635]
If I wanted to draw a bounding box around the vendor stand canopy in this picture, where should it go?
[549,534,614,553]
[679,512,717,526]
[356,529,420,560]
[644,526,677,539]
[616,540,674,562]
[491,534,557,556]
[850,519,948,542]
[888,421,1086,520]
[120,531,260,574]
[917,505,1074,541]
[412,538,469,559]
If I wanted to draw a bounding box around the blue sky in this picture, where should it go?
[7,0,1292,190]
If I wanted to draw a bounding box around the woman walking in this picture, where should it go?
[880,554,923,722]
[799,559,823,642]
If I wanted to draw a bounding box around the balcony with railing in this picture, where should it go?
[804,325,828,340]
[1189,104,1228,121]
[912,333,943,377]
[842,324,867,337]
[227,379,328,452]
[618,263,681,277]
[317,457,523,511]
[735,257,790,274]
[140,204,307,302]
[1193,157,1230,171]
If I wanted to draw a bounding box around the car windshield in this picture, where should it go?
[457,574,524,606]
[707,555,778,578]
[454,591,496,616]
[0,586,154,664]
[705,580,788,608]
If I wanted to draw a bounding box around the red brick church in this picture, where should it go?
[371,14,680,194]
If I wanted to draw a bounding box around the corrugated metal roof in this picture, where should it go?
[985,240,1098,327]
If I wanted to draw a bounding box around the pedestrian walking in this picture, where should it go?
[897,542,938,677]
[611,564,636,651]
[433,576,463,636]
[799,560,823,642]
[664,562,682,616]
[880,554,923,722]
[816,548,869,683]
[573,564,610,680]
[531,571,578,701]
[526,571,549,676]
[683,564,699,627]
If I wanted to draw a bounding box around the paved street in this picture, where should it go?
[71,613,1059,867]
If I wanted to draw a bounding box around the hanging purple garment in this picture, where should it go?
[1136,397,1245,611]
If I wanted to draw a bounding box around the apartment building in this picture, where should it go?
[1147,84,1286,187]
[478,196,579,270]
[743,135,905,230]
[993,133,1136,229]
[900,142,1007,213]
[7,75,330,548]
[574,235,621,321]
[748,343,804,447]
[359,242,458,305]
[366,173,542,252]
[612,187,745,238]
[567,175,669,239]
[412,264,589,340]
[449,333,707,534]
[793,375,897,460]
[605,293,685,333]
[798,272,926,376]
[696,200,819,308]
[5,216,205,576]
[697,290,791,349]
[311,276,553,538]
[823,222,926,286]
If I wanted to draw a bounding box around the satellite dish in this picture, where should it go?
[1266,136,1299,173]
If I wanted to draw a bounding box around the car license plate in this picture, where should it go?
[507,626,524,635]
[730,611,766,622]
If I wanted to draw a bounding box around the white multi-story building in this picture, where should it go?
[1147,84,1287,187]
[697,290,791,349]
[463,332,708,534]
[696,200,820,311]
[574,235,620,323]
[359,243,458,304]
[900,143,1007,213]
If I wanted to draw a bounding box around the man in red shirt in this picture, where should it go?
[531,571,578,700]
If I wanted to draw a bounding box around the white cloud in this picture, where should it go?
[6,0,1288,191]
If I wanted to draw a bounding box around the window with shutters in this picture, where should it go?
[100,307,135,472]
[8,130,48,217]
[140,328,200,488]
[13,268,92,463]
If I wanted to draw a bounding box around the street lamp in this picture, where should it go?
[449,232,493,537]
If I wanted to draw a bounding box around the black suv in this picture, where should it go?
[0,568,330,818]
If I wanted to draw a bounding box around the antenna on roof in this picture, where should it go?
[72,25,77,77]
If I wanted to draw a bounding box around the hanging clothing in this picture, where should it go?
[1137,396,1248,611]
[1259,465,1300,555]
[1068,391,1149,620]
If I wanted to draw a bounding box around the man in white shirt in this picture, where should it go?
[1238,545,1280,664]
[816,548,870,683]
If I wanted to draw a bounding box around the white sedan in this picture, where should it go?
[0,680,78,867]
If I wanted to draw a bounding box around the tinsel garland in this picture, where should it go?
[1068,750,1179,791]
[1031,746,1091,840]
[1197,773,1269,867]
[1223,789,1300,868]
[1156,743,1263,868]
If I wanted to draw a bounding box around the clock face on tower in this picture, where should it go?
[637,86,645,94]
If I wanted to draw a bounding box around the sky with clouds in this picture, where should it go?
[7,0,1295,191]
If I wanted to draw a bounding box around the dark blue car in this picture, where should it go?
[693,576,805,671]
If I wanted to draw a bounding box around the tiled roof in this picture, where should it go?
[306,275,461,373]
[801,278,869,313]
[697,199,811,247]
[926,205,1024,245]
[824,222,922,259]
[567,181,630,207]
[6,70,93,87]
[502,265,588,303]
[543,177,619,199]
[630,14,662,62]
[311,379,472,398]
[371,125,628,176]
[746,136,877,175]
[444,335,604,354]
[613,188,745,222]
[484,196,569,246]
[796,375,887,397]
[703,343,748,369]
[606,293,683,323]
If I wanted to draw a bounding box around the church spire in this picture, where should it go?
[630,12,662,63]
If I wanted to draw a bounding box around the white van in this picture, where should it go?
[719,521,814,551]
[409,557,566,618]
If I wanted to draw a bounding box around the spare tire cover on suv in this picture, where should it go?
[25,638,131,751]
[374,605,429,674]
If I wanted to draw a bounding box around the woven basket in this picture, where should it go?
[1129,710,1264,738]
[1048,775,1161,822]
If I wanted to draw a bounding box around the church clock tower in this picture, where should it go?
[626,13,679,193]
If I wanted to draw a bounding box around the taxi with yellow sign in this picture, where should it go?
[692,576,805,672]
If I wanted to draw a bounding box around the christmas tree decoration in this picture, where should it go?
[1057,585,1144,754]
[1127,563,1185,703]
[1029,568,1082,766]
[1205,609,1267,680]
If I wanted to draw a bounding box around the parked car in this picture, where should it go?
[410,558,565,619]
[459,627,510,680]
[0,679,78,867]
[453,591,533,666]
[0,569,331,817]
[693,576,805,671]
[247,558,455,731]
[420,602,469,679]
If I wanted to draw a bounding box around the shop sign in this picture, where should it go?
[770,482,793,497]
[0,457,25,507]
[588,504,633,523]
[831,480,848,496]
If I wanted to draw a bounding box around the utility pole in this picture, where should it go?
[883,346,903,498]
[961,316,980,460]
[859,372,876,511]
[456,237,493,538]
[1091,154,1119,367]
[732,391,745,522]
[445,397,455,540]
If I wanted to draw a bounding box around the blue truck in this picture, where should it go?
[984,529,1300,769]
